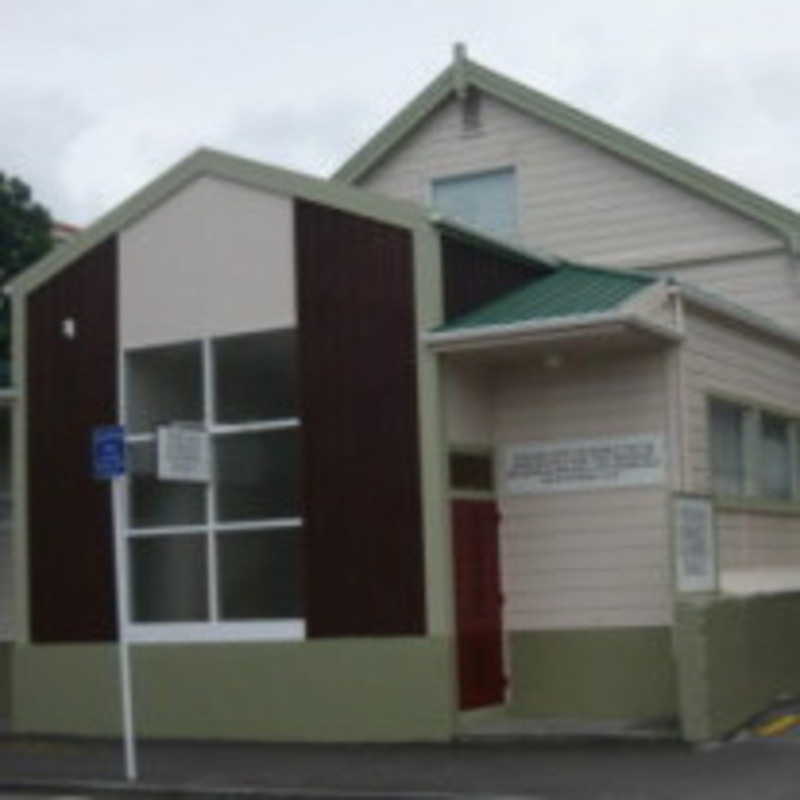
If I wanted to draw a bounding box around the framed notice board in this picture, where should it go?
[673,494,717,593]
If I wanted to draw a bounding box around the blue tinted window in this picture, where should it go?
[432,168,517,238]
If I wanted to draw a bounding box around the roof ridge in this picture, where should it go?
[334,52,800,238]
[558,260,656,284]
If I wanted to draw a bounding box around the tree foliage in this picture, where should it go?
[0,171,54,284]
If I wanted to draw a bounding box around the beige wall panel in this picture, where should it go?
[442,360,492,446]
[120,176,295,348]
[492,353,672,630]
[359,93,779,268]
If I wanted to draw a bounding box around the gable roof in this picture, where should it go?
[436,263,655,333]
[334,50,800,244]
[9,147,427,298]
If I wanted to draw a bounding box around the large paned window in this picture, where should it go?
[123,329,302,642]
[432,167,517,239]
[709,397,799,504]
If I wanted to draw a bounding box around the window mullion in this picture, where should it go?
[743,407,760,499]
[791,421,800,502]
[202,338,219,624]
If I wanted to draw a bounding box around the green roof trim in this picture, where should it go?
[334,55,800,241]
[437,263,654,332]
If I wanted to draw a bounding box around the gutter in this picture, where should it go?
[423,310,683,353]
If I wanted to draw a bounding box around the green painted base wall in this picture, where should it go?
[675,593,800,742]
[509,628,678,719]
[13,637,455,742]
[0,642,10,717]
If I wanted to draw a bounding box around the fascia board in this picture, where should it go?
[333,54,800,239]
[423,310,682,352]
[464,61,800,238]
[333,67,455,183]
[9,148,428,299]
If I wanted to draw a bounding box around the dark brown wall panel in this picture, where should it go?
[295,201,425,638]
[27,237,118,642]
[442,236,549,321]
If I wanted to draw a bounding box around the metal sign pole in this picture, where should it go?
[111,475,137,781]
[94,425,137,781]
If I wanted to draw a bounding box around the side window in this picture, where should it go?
[123,328,303,639]
[760,413,792,501]
[432,167,517,239]
[709,397,799,504]
[709,398,746,497]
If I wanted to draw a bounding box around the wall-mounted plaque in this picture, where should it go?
[502,433,666,495]
[673,494,717,593]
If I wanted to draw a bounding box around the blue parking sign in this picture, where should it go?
[92,425,126,479]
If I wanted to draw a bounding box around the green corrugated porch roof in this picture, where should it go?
[436,263,655,332]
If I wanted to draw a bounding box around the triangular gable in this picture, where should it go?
[10,148,426,298]
[334,51,800,243]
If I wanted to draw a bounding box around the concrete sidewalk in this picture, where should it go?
[0,734,799,800]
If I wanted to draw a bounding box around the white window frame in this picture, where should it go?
[708,395,800,506]
[119,331,305,644]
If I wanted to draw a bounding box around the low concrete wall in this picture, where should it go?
[509,627,678,719]
[13,637,455,742]
[675,592,800,741]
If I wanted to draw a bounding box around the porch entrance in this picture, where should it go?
[451,499,505,709]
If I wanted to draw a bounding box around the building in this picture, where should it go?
[336,45,800,332]
[4,143,800,744]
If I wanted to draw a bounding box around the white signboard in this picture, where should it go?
[673,494,717,593]
[157,425,211,483]
[502,433,666,494]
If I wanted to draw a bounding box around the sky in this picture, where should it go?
[3,0,800,226]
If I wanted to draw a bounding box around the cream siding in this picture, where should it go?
[442,360,492,447]
[682,307,800,588]
[493,352,673,630]
[359,92,780,272]
[120,176,295,348]
[664,252,800,332]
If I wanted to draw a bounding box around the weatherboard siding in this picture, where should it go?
[682,307,800,582]
[442,361,492,448]
[358,92,780,273]
[493,353,672,629]
[666,252,800,332]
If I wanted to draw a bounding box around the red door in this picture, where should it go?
[451,499,505,709]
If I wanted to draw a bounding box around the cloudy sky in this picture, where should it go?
[3,0,800,225]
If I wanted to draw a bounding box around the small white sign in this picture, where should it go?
[157,424,211,483]
[674,494,717,593]
[502,433,666,494]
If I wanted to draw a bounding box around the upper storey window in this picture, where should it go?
[432,167,517,240]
